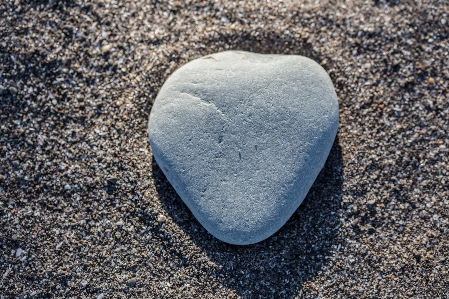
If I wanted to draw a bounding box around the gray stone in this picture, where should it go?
[148,51,339,245]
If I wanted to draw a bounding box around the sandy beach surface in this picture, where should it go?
[1,0,448,298]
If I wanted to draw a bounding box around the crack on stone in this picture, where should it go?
[202,55,219,61]
[180,92,225,117]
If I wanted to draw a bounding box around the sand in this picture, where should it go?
[1,0,448,298]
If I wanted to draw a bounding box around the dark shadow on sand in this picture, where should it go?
[152,137,344,298]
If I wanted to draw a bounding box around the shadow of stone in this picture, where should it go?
[152,137,344,298]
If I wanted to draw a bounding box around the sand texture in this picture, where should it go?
[1,0,448,298]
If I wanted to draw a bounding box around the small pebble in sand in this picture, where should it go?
[16,248,23,257]
[127,278,137,287]
[101,44,112,52]
[107,177,118,185]
[428,77,435,84]
[157,214,167,222]
[8,86,18,95]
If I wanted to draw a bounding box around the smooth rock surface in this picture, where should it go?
[148,51,339,245]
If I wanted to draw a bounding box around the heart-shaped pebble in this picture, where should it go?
[148,51,339,245]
